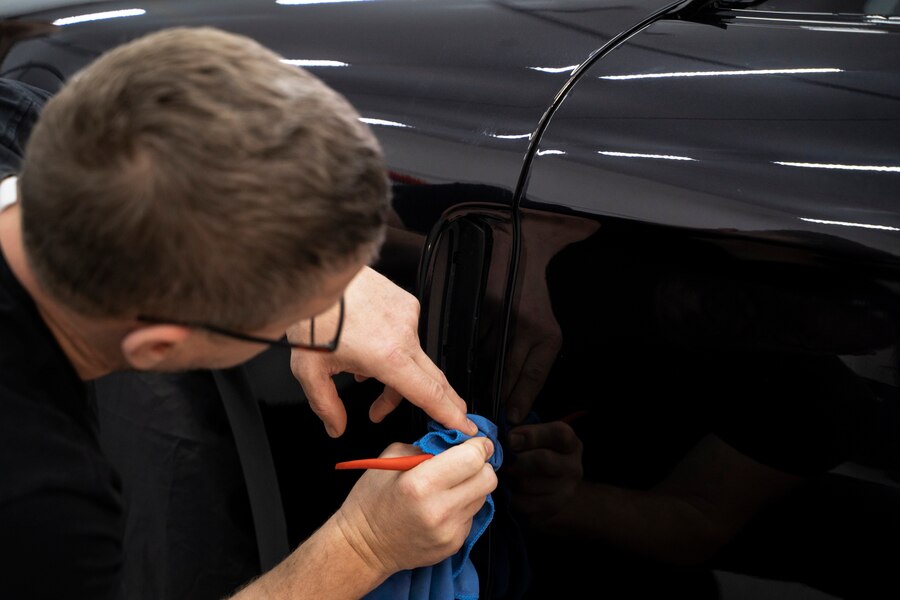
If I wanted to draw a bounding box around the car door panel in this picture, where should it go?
[504,2,900,597]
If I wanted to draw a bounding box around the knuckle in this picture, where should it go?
[383,442,408,455]
[521,365,547,384]
[555,423,583,453]
[399,472,431,501]
[548,332,563,350]
[435,529,460,554]
[384,344,409,368]
[427,377,445,401]
[449,528,468,553]
[460,442,488,469]
[572,435,584,454]
[536,450,557,472]
[307,400,333,418]
[574,462,584,479]
[403,294,421,318]
[481,465,499,492]
[515,427,535,447]
[436,369,450,388]
[418,507,438,531]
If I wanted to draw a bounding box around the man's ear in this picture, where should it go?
[121,325,191,370]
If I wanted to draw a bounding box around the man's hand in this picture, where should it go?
[334,437,498,574]
[502,278,563,424]
[288,267,476,437]
[228,438,496,599]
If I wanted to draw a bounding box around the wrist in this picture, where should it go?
[329,508,394,585]
[229,513,390,600]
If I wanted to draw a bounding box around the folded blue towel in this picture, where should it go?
[365,414,503,600]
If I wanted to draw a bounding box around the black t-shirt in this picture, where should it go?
[0,78,124,599]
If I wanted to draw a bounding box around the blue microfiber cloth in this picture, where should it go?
[364,414,503,600]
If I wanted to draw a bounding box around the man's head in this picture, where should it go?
[18,26,389,350]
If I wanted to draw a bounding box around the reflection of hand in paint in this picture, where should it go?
[505,420,583,528]
[503,212,599,423]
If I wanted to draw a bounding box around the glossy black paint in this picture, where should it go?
[2,0,899,598]
[1,0,674,192]
[527,8,900,250]
[498,3,900,597]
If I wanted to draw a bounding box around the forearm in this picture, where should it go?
[229,513,388,600]
[546,481,725,566]
[540,435,804,565]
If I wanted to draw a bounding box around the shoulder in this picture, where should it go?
[0,77,52,106]
[0,77,52,177]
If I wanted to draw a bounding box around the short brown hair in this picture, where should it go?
[20,27,389,329]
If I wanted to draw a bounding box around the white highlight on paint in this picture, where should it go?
[53,8,145,26]
[800,26,887,34]
[736,15,896,27]
[774,161,900,173]
[537,149,566,156]
[528,65,579,74]
[489,133,532,140]
[600,67,842,81]
[359,118,411,128]
[277,0,371,4]
[800,218,900,231]
[599,150,696,161]
[281,59,349,67]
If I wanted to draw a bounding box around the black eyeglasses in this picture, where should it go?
[137,296,345,353]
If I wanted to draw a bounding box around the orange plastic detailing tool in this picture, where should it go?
[334,453,435,471]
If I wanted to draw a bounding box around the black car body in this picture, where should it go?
[2,1,899,598]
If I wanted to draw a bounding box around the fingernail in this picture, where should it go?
[508,432,524,451]
[325,424,338,438]
[466,418,478,435]
[483,440,494,458]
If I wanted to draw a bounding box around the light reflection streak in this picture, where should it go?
[528,66,579,74]
[359,118,411,128]
[53,9,145,26]
[281,59,349,67]
[800,26,887,34]
[600,67,842,80]
[489,133,532,140]
[736,15,896,26]
[800,218,900,231]
[599,150,696,161]
[277,0,372,4]
[775,161,900,173]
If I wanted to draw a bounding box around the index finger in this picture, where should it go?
[504,338,559,424]
[370,348,476,435]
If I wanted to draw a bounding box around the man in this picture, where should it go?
[0,26,496,599]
